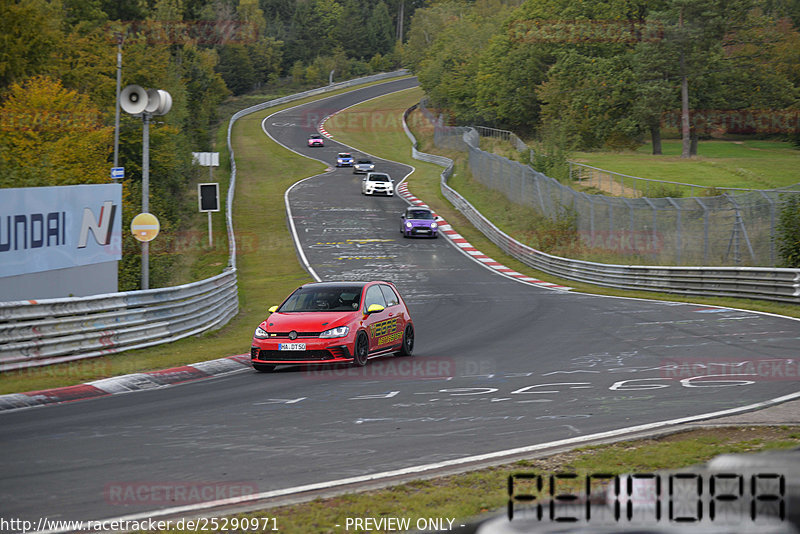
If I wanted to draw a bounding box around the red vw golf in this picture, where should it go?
[250,281,414,372]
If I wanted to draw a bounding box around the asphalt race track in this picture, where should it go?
[1,77,799,525]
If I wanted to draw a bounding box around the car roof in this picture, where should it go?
[298,281,389,290]
[407,207,432,213]
[309,134,321,138]
[338,152,351,156]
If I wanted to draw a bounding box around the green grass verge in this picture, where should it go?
[0,78,410,395]
[572,139,800,192]
[158,426,800,534]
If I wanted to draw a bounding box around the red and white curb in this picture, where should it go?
[319,114,335,138]
[396,183,571,291]
[0,355,252,412]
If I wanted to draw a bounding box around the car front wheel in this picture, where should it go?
[353,332,369,366]
[253,363,276,373]
[398,323,414,356]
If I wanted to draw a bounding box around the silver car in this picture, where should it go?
[353,159,375,174]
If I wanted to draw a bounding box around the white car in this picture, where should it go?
[361,172,394,196]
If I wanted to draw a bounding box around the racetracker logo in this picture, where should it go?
[104,481,258,505]
[661,109,800,134]
[304,357,456,380]
[107,20,259,45]
[508,19,664,44]
[660,358,799,381]
[580,230,662,255]
[306,108,431,133]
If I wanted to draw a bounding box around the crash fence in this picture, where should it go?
[418,99,800,268]
[0,71,410,371]
[404,103,800,304]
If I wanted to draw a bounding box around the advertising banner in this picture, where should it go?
[0,184,122,278]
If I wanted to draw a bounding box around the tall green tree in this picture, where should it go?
[0,0,62,92]
[368,1,395,56]
[216,44,256,95]
[414,1,519,124]
[285,0,343,65]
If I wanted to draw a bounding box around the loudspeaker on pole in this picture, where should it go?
[145,89,172,116]
[120,85,148,115]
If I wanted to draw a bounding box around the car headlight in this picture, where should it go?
[254,326,269,339]
[405,222,413,228]
[431,222,438,229]
[320,326,349,338]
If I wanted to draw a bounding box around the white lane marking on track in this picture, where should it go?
[57,390,800,534]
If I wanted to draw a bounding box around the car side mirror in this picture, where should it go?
[268,306,278,313]
[366,304,385,314]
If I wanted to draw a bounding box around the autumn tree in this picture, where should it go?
[0,76,112,188]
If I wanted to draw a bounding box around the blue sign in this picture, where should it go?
[111,167,124,179]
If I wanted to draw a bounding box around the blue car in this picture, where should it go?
[400,207,438,238]
[336,152,354,167]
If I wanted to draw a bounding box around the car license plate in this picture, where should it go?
[279,343,305,351]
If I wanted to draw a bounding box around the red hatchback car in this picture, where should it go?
[250,281,414,372]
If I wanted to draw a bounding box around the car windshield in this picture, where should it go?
[338,153,351,158]
[278,286,363,312]
[357,160,372,164]
[369,174,390,182]
[408,210,434,220]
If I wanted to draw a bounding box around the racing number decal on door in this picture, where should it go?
[370,317,401,346]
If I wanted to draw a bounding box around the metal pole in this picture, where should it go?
[695,197,709,265]
[208,161,213,247]
[142,112,150,290]
[113,34,122,169]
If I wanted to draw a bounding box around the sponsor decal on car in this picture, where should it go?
[378,330,403,345]
[369,317,398,339]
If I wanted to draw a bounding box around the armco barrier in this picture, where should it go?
[0,71,410,371]
[403,104,800,304]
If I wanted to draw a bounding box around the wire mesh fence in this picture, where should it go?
[419,101,799,267]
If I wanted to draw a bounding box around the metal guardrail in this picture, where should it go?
[418,100,800,268]
[403,104,800,304]
[0,271,239,371]
[0,71,410,372]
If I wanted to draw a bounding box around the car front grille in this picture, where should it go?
[253,349,341,361]
[269,332,320,338]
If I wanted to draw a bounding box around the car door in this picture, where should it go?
[378,284,405,348]
[362,284,391,352]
